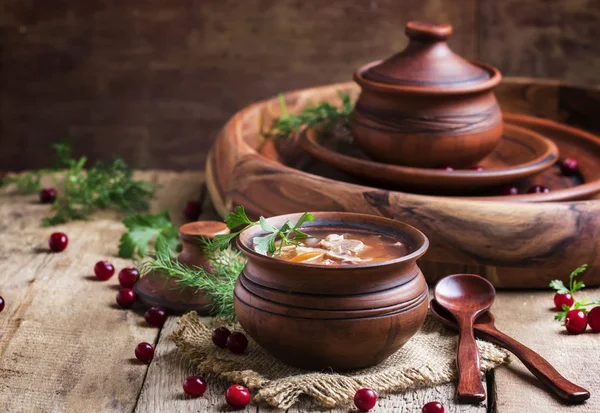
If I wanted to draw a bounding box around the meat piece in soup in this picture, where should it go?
[252,230,409,265]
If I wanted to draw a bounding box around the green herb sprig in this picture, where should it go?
[555,299,600,322]
[140,236,245,320]
[265,91,353,141]
[1,143,157,226]
[550,264,600,323]
[549,264,588,295]
[206,206,314,255]
[118,210,180,258]
[1,143,73,192]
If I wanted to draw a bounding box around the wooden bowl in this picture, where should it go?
[233,211,430,370]
[300,123,559,194]
[205,78,600,288]
[352,22,503,168]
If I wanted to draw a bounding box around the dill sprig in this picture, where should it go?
[1,142,158,226]
[140,236,246,320]
[265,91,353,141]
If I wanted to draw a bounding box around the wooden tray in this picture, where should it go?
[205,79,600,288]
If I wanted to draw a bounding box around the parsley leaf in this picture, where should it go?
[549,264,588,295]
[549,280,568,294]
[254,233,278,255]
[118,209,180,258]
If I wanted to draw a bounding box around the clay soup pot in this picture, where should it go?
[352,21,503,168]
[234,212,430,371]
[134,221,229,314]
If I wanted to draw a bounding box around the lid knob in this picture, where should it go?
[405,21,452,42]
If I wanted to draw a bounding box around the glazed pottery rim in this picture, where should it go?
[354,59,502,95]
[301,123,559,179]
[236,212,429,270]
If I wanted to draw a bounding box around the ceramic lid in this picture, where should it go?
[363,21,491,88]
[179,221,230,242]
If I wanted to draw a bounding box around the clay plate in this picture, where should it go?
[300,122,558,194]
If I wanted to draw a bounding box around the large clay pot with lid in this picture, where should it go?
[352,21,503,168]
[134,221,230,314]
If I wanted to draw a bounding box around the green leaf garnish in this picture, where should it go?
[203,206,314,256]
[118,209,179,258]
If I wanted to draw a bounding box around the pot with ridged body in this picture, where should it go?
[352,21,503,168]
[233,212,430,371]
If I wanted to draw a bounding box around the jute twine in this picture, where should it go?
[170,312,509,409]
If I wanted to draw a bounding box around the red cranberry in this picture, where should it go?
[565,309,588,334]
[39,187,57,203]
[183,376,207,397]
[527,185,550,194]
[501,185,519,196]
[442,166,454,172]
[354,388,377,412]
[135,342,154,363]
[588,307,600,333]
[553,293,574,311]
[118,266,139,288]
[561,158,579,176]
[48,232,68,252]
[0,296,4,312]
[116,288,137,308]
[145,306,167,327]
[94,260,115,280]
[422,401,445,413]
[184,200,203,221]
[226,332,248,354]
[225,384,251,409]
[212,327,231,348]
[471,165,484,171]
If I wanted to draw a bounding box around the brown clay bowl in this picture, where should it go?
[234,278,428,319]
[238,271,428,311]
[300,123,559,194]
[234,212,430,371]
[235,290,429,371]
[236,212,429,295]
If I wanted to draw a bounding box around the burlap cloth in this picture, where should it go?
[170,312,509,409]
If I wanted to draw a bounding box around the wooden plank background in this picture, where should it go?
[1,0,599,171]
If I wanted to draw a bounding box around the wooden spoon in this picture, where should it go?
[430,299,591,403]
[434,274,496,403]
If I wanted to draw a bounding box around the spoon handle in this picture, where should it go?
[483,327,590,402]
[456,315,486,403]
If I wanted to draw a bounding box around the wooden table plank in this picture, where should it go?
[0,170,204,412]
[135,318,489,413]
[492,290,600,412]
[12,170,597,412]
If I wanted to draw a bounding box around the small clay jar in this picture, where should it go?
[352,21,503,168]
[134,221,230,314]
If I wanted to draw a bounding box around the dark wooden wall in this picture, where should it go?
[1,0,599,171]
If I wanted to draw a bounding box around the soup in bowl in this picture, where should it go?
[234,212,430,371]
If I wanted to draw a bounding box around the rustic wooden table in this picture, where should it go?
[0,171,598,412]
